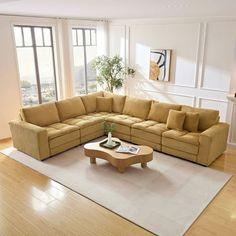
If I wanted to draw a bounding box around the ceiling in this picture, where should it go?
[0,0,236,19]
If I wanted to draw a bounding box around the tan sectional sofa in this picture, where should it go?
[9,91,229,166]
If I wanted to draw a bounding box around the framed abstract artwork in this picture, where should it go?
[149,49,171,82]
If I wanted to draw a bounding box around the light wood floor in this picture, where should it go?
[0,139,236,236]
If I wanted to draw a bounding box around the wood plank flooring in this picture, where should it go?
[0,138,236,236]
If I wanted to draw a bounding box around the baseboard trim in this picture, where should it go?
[227,142,236,149]
[0,137,11,142]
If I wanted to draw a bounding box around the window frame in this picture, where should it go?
[72,27,97,95]
[14,25,58,105]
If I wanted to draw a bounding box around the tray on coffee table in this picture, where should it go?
[99,139,121,149]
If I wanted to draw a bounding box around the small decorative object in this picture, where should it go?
[92,55,135,92]
[103,122,116,146]
[149,49,171,82]
[116,145,140,154]
[107,132,113,146]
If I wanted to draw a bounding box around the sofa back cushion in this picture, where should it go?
[96,97,112,112]
[183,112,200,132]
[81,91,104,113]
[103,91,126,113]
[181,105,219,131]
[148,102,181,123]
[21,102,60,127]
[56,96,86,121]
[122,97,151,119]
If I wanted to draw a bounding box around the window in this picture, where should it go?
[14,26,57,106]
[72,28,97,95]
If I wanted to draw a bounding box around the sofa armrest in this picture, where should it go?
[9,120,50,160]
[197,122,229,166]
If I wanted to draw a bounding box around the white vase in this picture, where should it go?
[106,132,113,146]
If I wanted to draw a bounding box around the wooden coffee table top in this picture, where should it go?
[84,138,153,173]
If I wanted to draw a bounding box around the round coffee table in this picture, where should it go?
[84,138,153,173]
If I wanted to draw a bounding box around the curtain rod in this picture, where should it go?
[0,13,109,22]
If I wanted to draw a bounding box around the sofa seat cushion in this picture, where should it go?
[131,121,168,145]
[132,120,168,136]
[21,102,60,127]
[88,112,117,118]
[46,123,80,140]
[63,115,104,128]
[63,115,104,129]
[105,114,143,127]
[162,130,200,155]
[63,115,104,140]
[163,130,200,145]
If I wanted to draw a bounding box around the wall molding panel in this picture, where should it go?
[109,17,236,122]
[198,22,207,89]
[142,89,196,107]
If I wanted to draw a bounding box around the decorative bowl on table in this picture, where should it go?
[99,139,121,149]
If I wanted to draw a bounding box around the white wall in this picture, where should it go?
[109,17,236,122]
[0,16,22,139]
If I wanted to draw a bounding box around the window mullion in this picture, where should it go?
[50,28,58,101]
[82,29,88,94]
[31,27,42,104]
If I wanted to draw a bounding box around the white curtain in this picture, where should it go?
[96,21,109,56]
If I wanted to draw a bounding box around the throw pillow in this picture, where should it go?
[96,97,113,112]
[81,91,104,113]
[103,91,126,113]
[183,112,200,132]
[166,110,186,130]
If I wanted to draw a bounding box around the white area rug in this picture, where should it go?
[1,140,231,236]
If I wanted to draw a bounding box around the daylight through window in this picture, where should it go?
[14,25,57,106]
[72,28,97,95]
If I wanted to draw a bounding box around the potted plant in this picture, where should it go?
[92,55,135,93]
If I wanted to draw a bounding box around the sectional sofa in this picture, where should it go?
[9,91,229,166]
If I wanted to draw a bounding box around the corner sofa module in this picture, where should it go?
[9,90,229,166]
[104,96,152,141]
